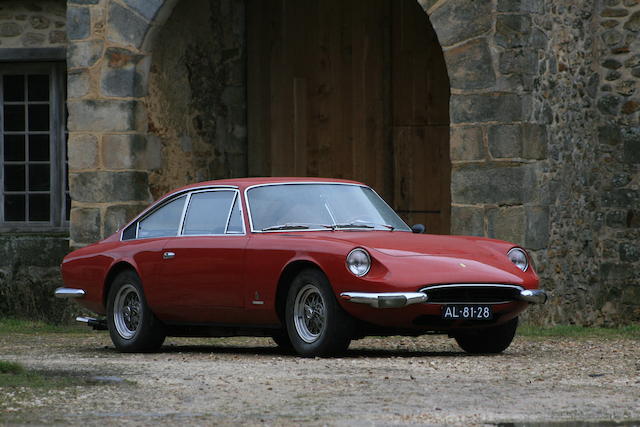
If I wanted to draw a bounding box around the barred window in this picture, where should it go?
[1,63,68,230]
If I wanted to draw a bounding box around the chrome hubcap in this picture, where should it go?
[113,284,141,339]
[293,284,326,343]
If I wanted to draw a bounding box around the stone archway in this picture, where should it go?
[67,0,548,251]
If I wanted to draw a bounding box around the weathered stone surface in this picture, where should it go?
[500,49,538,75]
[121,0,166,22]
[615,80,636,96]
[452,163,526,205]
[100,48,150,98]
[29,15,50,29]
[497,0,544,13]
[496,15,532,48]
[619,242,640,262]
[623,11,640,31]
[69,171,150,203]
[602,59,622,69]
[451,93,527,123]
[67,6,90,40]
[525,206,549,250]
[70,207,101,243]
[622,127,640,163]
[487,206,525,244]
[104,204,146,236]
[67,100,143,132]
[49,30,66,44]
[622,100,640,114]
[69,0,99,4]
[600,263,634,281]
[68,70,90,99]
[451,206,484,236]
[601,8,630,17]
[450,126,484,161]
[0,22,22,37]
[429,0,492,47]
[106,1,149,49]
[597,94,622,115]
[67,39,104,68]
[446,38,495,90]
[522,124,548,159]
[602,29,623,46]
[68,133,98,170]
[21,32,45,46]
[602,189,640,208]
[102,134,148,169]
[489,125,522,158]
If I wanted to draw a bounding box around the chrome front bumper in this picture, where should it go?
[340,288,548,308]
[54,287,86,298]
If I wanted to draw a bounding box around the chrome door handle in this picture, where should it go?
[163,251,175,260]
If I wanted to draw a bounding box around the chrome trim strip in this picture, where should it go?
[340,292,427,308]
[223,192,238,234]
[177,192,192,236]
[54,287,85,298]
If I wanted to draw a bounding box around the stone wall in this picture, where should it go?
[0,0,66,48]
[146,0,246,199]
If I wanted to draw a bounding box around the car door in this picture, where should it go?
[153,189,249,323]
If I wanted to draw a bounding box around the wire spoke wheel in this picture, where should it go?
[293,284,327,343]
[113,283,142,339]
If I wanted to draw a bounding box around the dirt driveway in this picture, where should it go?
[1,331,639,426]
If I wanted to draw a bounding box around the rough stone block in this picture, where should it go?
[446,38,495,90]
[100,67,146,97]
[429,0,492,47]
[489,125,522,158]
[601,189,640,208]
[68,133,98,170]
[70,207,101,243]
[0,22,22,37]
[598,125,622,145]
[600,263,634,281]
[67,39,104,68]
[67,6,90,40]
[450,126,484,161]
[601,29,623,46]
[49,30,67,44]
[21,32,45,46]
[499,49,538,75]
[622,127,640,163]
[29,16,50,30]
[525,206,549,250]
[597,94,622,115]
[497,0,544,13]
[452,163,526,205]
[522,124,547,159]
[451,93,526,124]
[69,0,99,4]
[67,70,90,99]
[102,134,147,169]
[602,8,630,17]
[69,171,150,203]
[67,100,143,132]
[104,203,147,236]
[620,242,640,262]
[107,1,149,49]
[496,15,532,48]
[487,206,525,244]
[451,206,484,236]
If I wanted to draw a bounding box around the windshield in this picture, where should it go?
[247,183,411,232]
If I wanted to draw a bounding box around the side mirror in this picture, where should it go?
[411,224,426,234]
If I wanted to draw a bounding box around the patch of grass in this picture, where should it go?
[0,360,83,388]
[0,318,88,335]
[519,324,640,339]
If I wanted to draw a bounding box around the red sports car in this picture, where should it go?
[56,178,547,356]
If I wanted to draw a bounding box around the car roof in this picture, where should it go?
[170,177,365,194]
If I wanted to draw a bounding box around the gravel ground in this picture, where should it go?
[0,331,639,426]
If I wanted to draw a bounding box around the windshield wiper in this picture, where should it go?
[333,222,395,231]
[261,224,311,231]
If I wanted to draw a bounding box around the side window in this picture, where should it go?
[182,191,236,235]
[138,195,186,239]
[226,195,243,234]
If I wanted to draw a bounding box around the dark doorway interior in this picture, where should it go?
[247,0,450,234]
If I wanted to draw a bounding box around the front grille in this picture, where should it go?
[420,284,522,304]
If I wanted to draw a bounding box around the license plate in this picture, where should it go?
[442,305,493,320]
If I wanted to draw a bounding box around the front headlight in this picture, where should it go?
[346,248,371,277]
[507,247,529,272]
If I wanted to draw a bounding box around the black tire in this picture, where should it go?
[285,269,354,357]
[106,270,166,353]
[271,330,294,352]
[454,317,518,354]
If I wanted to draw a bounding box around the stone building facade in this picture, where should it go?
[0,0,638,324]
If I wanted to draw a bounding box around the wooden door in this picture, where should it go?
[247,0,450,234]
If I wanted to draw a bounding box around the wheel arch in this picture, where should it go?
[103,261,139,308]
[274,260,326,325]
